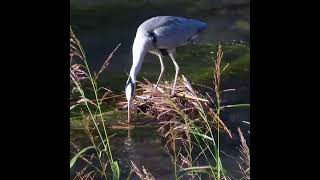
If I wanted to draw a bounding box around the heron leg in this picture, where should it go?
[155,54,165,89]
[169,53,179,96]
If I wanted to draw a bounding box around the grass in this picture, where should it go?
[91,43,249,91]
[237,128,250,180]
[70,27,250,179]
[126,45,249,179]
[70,26,119,180]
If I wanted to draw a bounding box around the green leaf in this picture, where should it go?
[111,161,120,180]
[70,146,95,169]
[192,132,215,144]
[220,104,250,109]
[182,166,213,172]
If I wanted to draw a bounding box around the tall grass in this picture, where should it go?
[70,27,250,179]
[133,44,249,179]
[237,128,250,180]
[70,26,120,180]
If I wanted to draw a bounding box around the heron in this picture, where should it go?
[125,16,208,123]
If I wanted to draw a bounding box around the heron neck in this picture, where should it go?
[129,45,147,83]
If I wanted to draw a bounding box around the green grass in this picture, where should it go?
[70,27,119,179]
[174,43,249,84]
[94,43,250,91]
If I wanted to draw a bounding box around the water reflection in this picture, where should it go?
[111,128,175,179]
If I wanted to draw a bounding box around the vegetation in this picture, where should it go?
[70,25,250,180]
[71,27,119,179]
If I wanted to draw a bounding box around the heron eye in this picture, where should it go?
[125,78,135,100]
[126,77,133,87]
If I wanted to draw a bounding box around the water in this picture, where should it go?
[70,1,250,179]
[112,129,175,180]
[71,127,244,179]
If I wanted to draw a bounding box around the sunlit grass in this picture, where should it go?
[70,26,120,180]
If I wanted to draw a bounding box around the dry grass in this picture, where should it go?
[123,75,232,139]
[120,46,233,143]
[116,45,237,179]
[70,27,121,106]
[73,167,97,180]
[71,142,99,180]
[237,128,250,180]
[70,26,120,180]
[131,161,155,180]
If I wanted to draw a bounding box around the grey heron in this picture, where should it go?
[125,16,208,123]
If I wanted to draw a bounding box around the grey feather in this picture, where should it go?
[126,16,208,103]
[138,16,208,50]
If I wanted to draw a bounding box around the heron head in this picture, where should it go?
[125,76,135,123]
[125,77,135,102]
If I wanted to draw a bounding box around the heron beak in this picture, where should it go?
[127,100,132,124]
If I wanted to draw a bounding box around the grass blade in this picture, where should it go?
[192,131,215,144]
[70,146,95,168]
[111,161,120,180]
[220,104,250,109]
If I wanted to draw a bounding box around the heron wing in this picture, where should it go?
[140,16,207,49]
